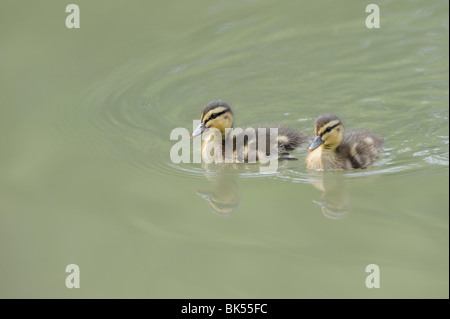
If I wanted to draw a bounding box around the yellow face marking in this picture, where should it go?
[318,123,344,150]
[207,117,229,129]
[202,110,233,137]
[201,106,227,123]
[318,120,340,135]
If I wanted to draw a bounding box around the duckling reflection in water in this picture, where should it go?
[306,114,383,170]
[311,174,350,220]
[196,168,240,216]
[191,100,308,163]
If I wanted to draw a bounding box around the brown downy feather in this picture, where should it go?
[334,131,384,169]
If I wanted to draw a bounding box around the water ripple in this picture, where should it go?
[56,14,448,185]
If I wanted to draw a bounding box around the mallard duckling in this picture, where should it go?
[191,100,308,163]
[306,114,383,170]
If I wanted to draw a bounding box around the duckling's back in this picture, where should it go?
[230,126,307,162]
[337,131,384,169]
[255,126,308,155]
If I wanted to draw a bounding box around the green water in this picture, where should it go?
[1,0,448,298]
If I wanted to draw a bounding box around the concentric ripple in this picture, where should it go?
[56,11,448,184]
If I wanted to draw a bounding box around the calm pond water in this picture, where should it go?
[1,0,448,298]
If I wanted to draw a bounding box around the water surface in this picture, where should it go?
[0,0,448,298]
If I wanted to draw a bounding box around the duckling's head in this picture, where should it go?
[191,100,234,138]
[308,114,344,151]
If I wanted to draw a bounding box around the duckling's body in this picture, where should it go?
[192,100,307,163]
[306,114,383,170]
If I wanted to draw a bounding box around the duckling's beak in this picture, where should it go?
[308,136,323,151]
[191,122,208,138]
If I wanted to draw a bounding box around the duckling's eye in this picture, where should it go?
[325,127,332,133]
[210,113,218,119]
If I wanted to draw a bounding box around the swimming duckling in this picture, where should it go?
[191,100,308,163]
[306,114,383,170]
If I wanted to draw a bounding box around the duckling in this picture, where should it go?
[306,114,383,170]
[191,100,308,163]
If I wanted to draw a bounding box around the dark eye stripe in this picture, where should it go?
[320,122,341,137]
[204,110,228,124]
